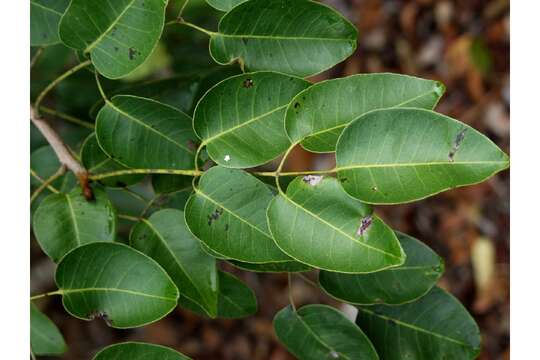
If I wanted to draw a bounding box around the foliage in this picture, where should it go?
[30,0,509,358]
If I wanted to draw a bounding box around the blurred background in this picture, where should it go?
[30,0,509,359]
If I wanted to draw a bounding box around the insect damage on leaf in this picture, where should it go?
[448,128,468,162]
[88,311,112,327]
[303,175,323,186]
[242,79,254,88]
[208,208,224,225]
[356,215,373,237]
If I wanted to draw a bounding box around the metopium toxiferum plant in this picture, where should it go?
[30,0,509,359]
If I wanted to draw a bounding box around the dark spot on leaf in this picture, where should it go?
[115,181,127,187]
[448,128,467,162]
[89,311,112,326]
[341,177,348,183]
[225,224,229,231]
[242,79,254,88]
[114,47,119,52]
[293,102,301,109]
[303,175,323,186]
[356,215,373,237]
[42,33,48,39]
[128,47,138,60]
[186,139,199,152]
[372,186,378,191]
[207,208,224,225]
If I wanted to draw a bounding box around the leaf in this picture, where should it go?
[206,0,246,12]
[267,176,405,273]
[185,166,292,263]
[58,0,168,79]
[96,95,196,169]
[30,303,67,356]
[229,260,312,273]
[152,174,192,194]
[319,232,444,305]
[274,304,379,360]
[209,0,357,77]
[193,72,310,168]
[182,271,257,319]
[92,342,191,359]
[56,242,179,328]
[285,73,445,152]
[335,108,510,204]
[130,209,219,317]
[356,287,481,359]
[32,187,117,262]
[31,0,70,46]
[81,133,145,187]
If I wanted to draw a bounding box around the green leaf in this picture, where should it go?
[274,304,379,360]
[96,95,196,169]
[130,209,219,317]
[229,260,312,273]
[33,187,117,262]
[209,0,357,77]
[285,73,445,152]
[30,303,67,356]
[31,0,70,46]
[56,242,179,328]
[319,232,444,305]
[336,108,510,204]
[152,174,192,194]
[59,0,168,79]
[182,271,257,319]
[206,0,246,12]
[92,342,191,359]
[356,287,481,359]
[81,133,145,187]
[194,72,309,168]
[267,176,405,273]
[185,166,292,263]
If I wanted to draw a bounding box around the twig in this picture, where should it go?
[30,290,63,301]
[166,18,216,37]
[30,169,59,194]
[40,106,95,129]
[30,47,44,69]
[30,106,93,200]
[118,214,141,222]
[30,165,66,203]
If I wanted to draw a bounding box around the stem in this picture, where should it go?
[34,60,92,116]
[166,18,216,37]
[288,273,296,311]
[177,0,190,19]
[90,168,202,181]
[40,106,95,129]
[95,71,109,103]
[30,106,93,200]
[31,165,66,203]
[274,142,299,194]
[31,169,60,194]
[255,169,336,177]
[30,47,44,69]
[140,196,160,217]
[30,290,63,301]
[118,214,141,222]
[296,273,319,289]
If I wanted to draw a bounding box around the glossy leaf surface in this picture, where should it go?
[356,287,481,359]
[30,303,67,356]
[194,72,309,168]
[130,209,219,317]
[33,187,116,262]
[93,342,191,360]
[274,305,378,360]
[96,95,196,169]
[209,0,357,77]
[206,0,246,12]
[59,0,168,79]
[185,166,291,263]
[267,176,404,273]
[286,73,445,152]
[182,271,257,319]
[56,242,179,328]
[230,260,311,273]
[31,0,70,46]
[81,133,144,187]
[336,108,510,204]
[319,232,444,305]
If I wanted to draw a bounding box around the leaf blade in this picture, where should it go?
[31,0,70,46]
[30,303,67,356]
[92,342,191,359]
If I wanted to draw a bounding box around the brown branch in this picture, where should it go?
[30,106,93,200]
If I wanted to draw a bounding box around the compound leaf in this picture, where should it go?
[130,209,219,317]
[81,133,145,187]
[267,176,405,273]
[92,342,191,360]
[56,242,179,328]
[356,287,481,359]
[319,232,444,305]
[274,304,378,360]
[209,0,357,77]
[31,0,70,46]
[185,166,292,263]
[193,72,309,168]
[96,95,196,169]
[59,0,168,79]
[33,187,117,262]
[182,271,257,319]
[336,108,510,204]
[286,73,445,152]
[30,303,67,356]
